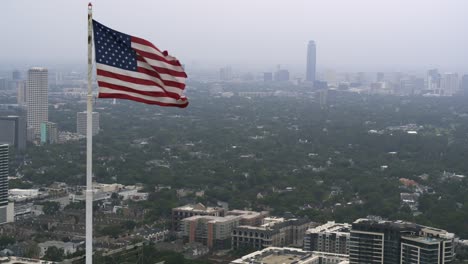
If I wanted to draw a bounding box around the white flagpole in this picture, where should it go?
[86,3,94,264]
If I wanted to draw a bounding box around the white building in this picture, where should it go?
[26,67,48,138]
[441,72,459,96]
[38,240,81,257]
[230,247,349,264]
[76,111,100,136]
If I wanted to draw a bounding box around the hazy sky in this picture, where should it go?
[2,0,468,72]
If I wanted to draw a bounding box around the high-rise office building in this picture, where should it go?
[274,69,290,82]
[0,104,27,151]
[40,122,58,144]
[440,73,459,96]
[0,144,9,224]
[306,40,316,83]
[462,74,468,95]
[349,217,454,264]
[0,116,26,151]
[26,67,48,138]
[426,69,440,92]
[263,72,273,82]
[220,66,233,81]
[17,81,27,106]
[77,111,100,136]
[12,70,21,81]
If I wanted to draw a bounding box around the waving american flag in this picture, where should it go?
[92,20,188,107]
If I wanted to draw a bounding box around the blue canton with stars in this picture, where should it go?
[92,20,138,71]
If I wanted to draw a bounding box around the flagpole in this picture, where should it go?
[86,3,94,264]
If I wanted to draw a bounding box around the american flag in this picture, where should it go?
[92,20,188,107]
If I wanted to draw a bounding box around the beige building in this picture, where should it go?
[26,67,48,138]
[232,217,311,250]
[181,215,241,249]
[172,203,225,231]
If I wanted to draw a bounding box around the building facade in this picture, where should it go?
[306,40,316,83]
[181,215,241,249]
[0,144,9,224]
[231,217,310,250]
[76,111,100,136]
[172,203,225,231]
[40,122,58,144]
[349,217,454,264]
[304,221,350,254]
[26,67,48,138]
[0,105,26,151]
[230,247,349,264]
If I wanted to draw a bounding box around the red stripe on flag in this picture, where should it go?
[136,57,187,78]
[97,81,181,99]
[98,93,189,108]
[133,47,182,67]
[137,67,186,89]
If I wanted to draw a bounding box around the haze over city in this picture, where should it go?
[1,1,468,263]
[2,0,468,72]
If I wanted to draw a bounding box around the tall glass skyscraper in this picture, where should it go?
[26,67,48,138]
[306,40,316,82]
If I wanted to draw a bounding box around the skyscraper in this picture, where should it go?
[0,104,27,151]
[40,122,58,144]
[26,67,48,138]
[77,111,100,136]
[440,73,459,96]
[17,81,27,106]
[0,144,9,224]
[462,74,468,95]
[306,40,316,83]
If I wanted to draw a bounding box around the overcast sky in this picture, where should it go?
[2,0,468,72]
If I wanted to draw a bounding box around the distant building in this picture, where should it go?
[304,221,350,254]
[349,217,455,264]
[263,72,273,82]
[220,66,233,81]
[17,81,27,106]
[12,70,22,81]
[76,111,100,136]
[0,78,6,91]
[426,69,441,93]
[26,67,48,138]
[231,217,310,250]
[40,122,58,144]
[172,203,225,231]
[306,40,316,83]
[0,115,26,150]
[274,69,290,82]
[0,144,13,225]
[376,72,385,82]
[462,74,468,95]
[230,247,349,264]
[440,73,459,96]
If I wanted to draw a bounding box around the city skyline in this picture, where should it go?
[1,0,468,72]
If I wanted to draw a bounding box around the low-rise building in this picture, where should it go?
[38,240,82,257]
[230,247,349,264]
[172,203,225,231]
[226,209,269,226]
[231,217,311,250]
[181,215,241,249]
